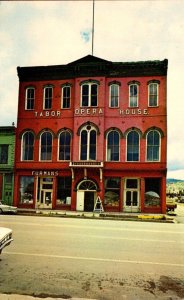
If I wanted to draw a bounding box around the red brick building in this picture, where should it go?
[14,55,168,213]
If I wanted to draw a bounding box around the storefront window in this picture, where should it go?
[19,176,34,204]
[57,176,72,205]
[144,178,161,207]
[104,177,120,207]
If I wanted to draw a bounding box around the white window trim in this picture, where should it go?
[61,86,71,109]
[145,130,161,162]
[39,131,53,161]
[148,83,159,107]
[21,131,34,161]
[129,84,139,108]
[79,125,97,161]
[57,130,71,161]
[109,84,119,108]
[25,87,35,110]
[106,130,120,162]
[126,130,140,162]
[43,86,53,110]
[80,83,98,107]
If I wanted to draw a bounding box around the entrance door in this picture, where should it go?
[37,177,53,209]
[76,180,97,212]
[124,178,140,212]
[84,191,95,212]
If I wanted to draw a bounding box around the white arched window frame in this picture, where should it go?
[25,87,35,110]
[106,130,120,161]
[109,84,119,108]
[126,130,140,162]
[146,130,161,161]
[129,84,139,107]
[80,82,98,107]
[21,131,34,161]
[79,125,97,161]
[40,131,53,161]
[148,83,159,107]
[58,130,71,161]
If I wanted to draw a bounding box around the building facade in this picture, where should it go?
[14,55,168,213]
[0,126,16,205]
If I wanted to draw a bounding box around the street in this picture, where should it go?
[0,215,184,300]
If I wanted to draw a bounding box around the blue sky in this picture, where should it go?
[0,1,184,179]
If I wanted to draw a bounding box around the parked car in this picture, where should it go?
[178,196,184,203]
[0,227,13,254]
[0,201,17,214]
[166,197,177,212]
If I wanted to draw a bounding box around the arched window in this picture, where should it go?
[40,131,52,161]
[22,131,34,161]
[58,131,71,160]
[147,130,160,161]
[127,130,139,161]
[107,130,120,161]
[80,125,96,160]
[109,84,119,107]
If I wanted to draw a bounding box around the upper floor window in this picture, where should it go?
[58,130,71,161]
[107,130,120,161]
[129,84,139,107]
[148,82,159,107]
[127,130,139,161]
[62,85,71,109]
[0,145,8,164]
[40,131,52,161]
[109,84,119,108]
[146,130,160,161]
[81,82,98,107]
[25,87,35,110]
[44,86,53,110]
[22,131,34,161]
[80,125,96,160]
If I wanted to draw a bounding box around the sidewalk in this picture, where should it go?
[0,294,94,300]
[17,208,175,223]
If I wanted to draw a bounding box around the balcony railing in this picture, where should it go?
[69,161,103,168]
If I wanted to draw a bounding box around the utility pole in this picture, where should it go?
[92,0,95,56]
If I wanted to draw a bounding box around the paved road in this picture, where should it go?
[0,215,184,300]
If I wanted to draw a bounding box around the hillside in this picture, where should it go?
[167,178,184,194]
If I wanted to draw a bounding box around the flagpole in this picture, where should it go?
[92,0,95,56]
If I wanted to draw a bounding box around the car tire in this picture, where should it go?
[0,209,3,214]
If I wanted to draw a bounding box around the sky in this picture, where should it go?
[0,0,184,180]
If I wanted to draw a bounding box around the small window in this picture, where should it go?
[0,145,8,164]
[81,83,98,107]
[44,86,53,109]
[148,83,159,106]
[62,86,71,109]
[25,87,35,110]
[129,84,138,107]
[109,84,119,108]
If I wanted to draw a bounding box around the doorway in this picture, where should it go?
[37,177,53,209]
[76,180,97,212]
[124,178,140,212]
